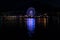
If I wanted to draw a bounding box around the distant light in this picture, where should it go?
[26,7,35,16]
[3,16,16,20]
[26,7,36,37]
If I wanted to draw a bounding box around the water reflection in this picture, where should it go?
[26,18,35,37]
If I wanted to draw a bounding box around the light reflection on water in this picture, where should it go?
[26,18,35,37]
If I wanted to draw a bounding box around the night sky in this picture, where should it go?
[0,0,60,15]
[0,0,60,9]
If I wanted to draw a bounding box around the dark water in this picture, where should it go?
[0,16,59,40]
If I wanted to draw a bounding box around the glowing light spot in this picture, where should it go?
[26,7,35,16]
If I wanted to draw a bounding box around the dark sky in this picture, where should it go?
[44,0,60,7]
[0,0,60,11]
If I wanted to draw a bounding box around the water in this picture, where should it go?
[26,18,35,37]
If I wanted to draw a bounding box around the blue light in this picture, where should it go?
[26,18,35,32]
[26,7,36,37]
[26,18,35,37]
[26,7,35,16]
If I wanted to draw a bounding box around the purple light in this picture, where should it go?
[26,7,35,16]
[26,7,36,37]
[26,18,35,32]
[26,18,35,37]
